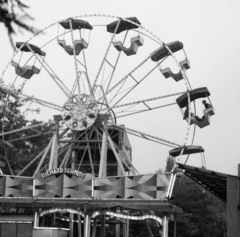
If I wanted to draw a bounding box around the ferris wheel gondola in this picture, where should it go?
[108,17,144,56]
[169,145,206,168]
[11,42,46,79]
[177,87,215,128]
[57,19,92,56]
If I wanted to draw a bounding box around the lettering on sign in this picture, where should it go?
[41,168,86,179]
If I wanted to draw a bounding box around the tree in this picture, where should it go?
[0,92,54,176]
[169,175,226,237]
[159,156,227,236]
[0,0,38,47]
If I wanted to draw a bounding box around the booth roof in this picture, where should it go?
[0,197,182,214]
[177,163,227,203]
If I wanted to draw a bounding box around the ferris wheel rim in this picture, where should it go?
[0,14,195,173]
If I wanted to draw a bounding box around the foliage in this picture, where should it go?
[165,155,175,172]
[0,0,38,47]
[0,93,54,176]
[169,175,226,237]
[129,220,149,237]
[159,156,227,237]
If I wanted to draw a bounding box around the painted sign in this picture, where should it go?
[41,168,85,179]
[0,173,172,200]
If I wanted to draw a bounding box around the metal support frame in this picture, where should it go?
[34,137,53,175]
[99,118,108,177]
[48,133,58,170]
[162,216,169,237]
[84,214,91,237]
[107,132,125,175]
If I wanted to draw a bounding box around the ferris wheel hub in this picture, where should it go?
[62,94,98,131]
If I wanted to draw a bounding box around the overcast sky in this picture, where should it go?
[1,0,240,176]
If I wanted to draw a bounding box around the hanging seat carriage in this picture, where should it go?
[11,42,46,79]
[151,40,190,82]
[57,19,92,56]
[107,17,144,56]
[176,87,215,128]
[169,145,206,167]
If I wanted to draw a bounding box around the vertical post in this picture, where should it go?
[69,216,74,237]
[39,213,45,227]
[116,208,121,237]
[53,115,62,140]
[34,212,39,228]
[174,214,177,237]
[92,217,97,237]
[227,163,240,236]
[162,216,169,237]
[84,214,91,237]
[122,222,127,237]
[69,150,76,237]
[116,224,120,237]
[100,215,105,237]
[238,163,240,208]
[126,219,129,237]
[78,214,82,237]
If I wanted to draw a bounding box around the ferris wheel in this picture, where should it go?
[0,14,215,177]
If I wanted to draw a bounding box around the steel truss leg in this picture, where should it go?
[84,214,91,237]
[162,216,169,237]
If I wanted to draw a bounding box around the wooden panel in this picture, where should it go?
[17,224,32,237]
[1,223,16,237]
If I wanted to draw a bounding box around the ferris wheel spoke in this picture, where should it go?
[92,19,121,92]
[68,20,93,96]
[20,93,63,111]
[104,30,128,94]
[3,147,14,175]
[110,62,160,107]
[69,62,92,96]
[0,122,45,137]
[112,91,185,109]
[109,123,181,148]
[69,20,80,91]
[104,55,167,107]
[42,60,71,97]
[102,54,152,101]
[99,91,185,118]
[114,102,176,119]
[80,32,93,96]
[25,44,71,98]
